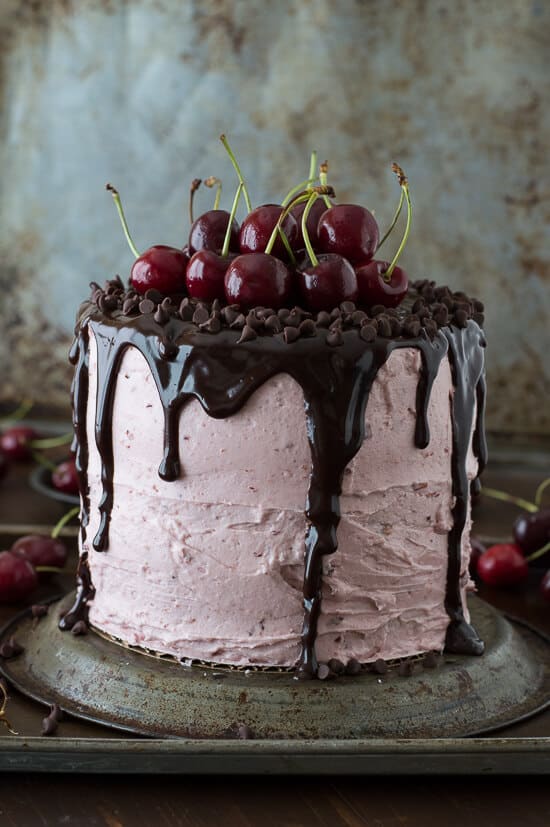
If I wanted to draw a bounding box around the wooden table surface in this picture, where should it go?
[0,430,549,826]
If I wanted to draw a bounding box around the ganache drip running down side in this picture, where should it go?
[63,302,487,675]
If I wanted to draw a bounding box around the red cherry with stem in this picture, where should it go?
[0,426,38,462]
[296,192,358,312]
[513,508,550,557]
[317,204,379,265]
[239,204,298,260]
[189,211,239,255]
[12,535,68,575]
[356,260,409,309]
[52,458,79,495]
[106,184,188,295]
[0,550,38,603]
[477,543,528,587]
[540,570,550,602]
[291,198,327,250]
[224,253,292,310]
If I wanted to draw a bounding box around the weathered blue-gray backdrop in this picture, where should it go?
[0,0,548,432]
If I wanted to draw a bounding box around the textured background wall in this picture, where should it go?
[0,0,548,432]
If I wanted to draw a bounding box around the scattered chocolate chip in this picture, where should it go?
[230,313,246,330]
[345,658,361,676]
[31,604,49,618]
[389,317,402,337]
[144,288,163,303]
[153,307,169,325]
[192,305,210,326]
[264,314,282,334]
[359,323,377,343]
[122,298,139,315]
[433,305,449,326]
[377,316,392,338]
[454,308,469,328]
[222,305,241,326]
[402,316,421,338]
[340,301,356,314]
[423,651,440,669]
[237,324,258,344]
[283,326,300,344]
[178,298,194,321]
[71,620,88,636]
[316,311,331,328]
[277,308,290,321]
[330,308,342,320]
[351,310,368,326]
[299,319,316,337]
[370,304,386,317]
[200,316,222,334]
[138,299,155,315]
[245,311,263,331]
[373,658,388,675]
[317,663,332,680]
[473,299,484,312]
[211,298,222,313]
[326,329,343,347]
[422,318,438,338]
[285,310,302,328]
[236,724,254,740]
[412,298,425,313]
[41,704,63,737]
[473,312,484,326]
[328,658,345,675]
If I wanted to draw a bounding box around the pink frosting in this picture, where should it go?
[82,332,477,667]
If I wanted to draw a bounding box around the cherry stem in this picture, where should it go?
[319,162,332,209]
[204,176,222,210]
[31,432,72,450]
[51,506,80,539]
[534,477,550,508]
[377,189,404,252]
[481,486,538,514]
[189,178,201,224]
[0,398,33,424]
[264,192,311,256]
[221,183,243,258]
[35,565,64,574]
[525,540,550,564]
[220,134,252,212]
[106,184,140,259]
[386,164,411,279]
[30,450,57,472]
[281,151,318,207]
[302,192,321,267]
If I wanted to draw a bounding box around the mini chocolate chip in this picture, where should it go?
[237,325,258,344]
[345,658,361,676]
[340,301,356,314]
[31,604,49,618]
[370,305,386,316]
[377,316,392,338]
[416,306,430,320]
[223,306,241,326]
[454,308,469,328]
[359,323,377,342]
[145,288,163,304]
[264,314,282,334]
[230,313,246,330]
[412,298,425,313]
[237,724,254,740]
[153,307,169,325]
[351,310,368,326]
[98,295,119,313]
[422,318,438,338]
[299,319,316,337]
[442,295,454,309]
[473,298,484,312]
[71,620,88,636]
[329,317,343,331]
[473,312,485,326]
[41,714,58,737]
[330,308,342,320]
[433,306,449,327]
[403,317,421,338]
[200,316,221,334]
[139,299,155,315]
[179,299,194,321]
[278,308,290,321]
[317,663,331,680]
[385,307,399,318]
[245,311,263,331]
[122,298,139,315]
[373,658,388,675]
[328,658,345,675]
[192,305,210,325]
[211,298,222,313]
[398,660,415,677]
[423,651,440,669]
[326,329,343,347]
[285,310,301,328]
[283,326,300,344]
[389,317,402,336]
[316,311,331,328]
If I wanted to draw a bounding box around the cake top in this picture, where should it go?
[88,136,483,345]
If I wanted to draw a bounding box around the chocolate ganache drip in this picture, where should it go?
[65,283,487,672]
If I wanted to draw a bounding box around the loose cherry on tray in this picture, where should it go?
[11,535,68,574]
[317,203,379,265]
[0,550,38,603]
[476,543,528,587]
[106,184,187,295]
[0,449,8,480]
[356,164,411,309]
[52,458,79,495]
[513,508,550,556]
[540,570,550,602]
[0,426,38,462]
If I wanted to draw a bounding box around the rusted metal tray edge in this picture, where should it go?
[0,736,549,774]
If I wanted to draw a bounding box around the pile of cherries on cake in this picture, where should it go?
[106,137,415,329]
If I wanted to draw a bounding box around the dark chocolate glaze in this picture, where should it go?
[58,552,95,630]
[66,301,487,674]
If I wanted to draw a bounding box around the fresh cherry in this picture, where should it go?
[12,535,67,575]
[513,508,550,557]
[477,543,528,587]
[52,458,79,495]
[317,204,379,265]
[239,205,298,260]
[224,253,293,309]
[356,259,409,309]
[540,570,550,602]
[469,536,486,577]
[297,254,358,312]
[130,245,188,295]
[0,426,38,462]
[186,250,235,302]
[188,210,239,255]
[0,550,38,603]
[290,198,327,250]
